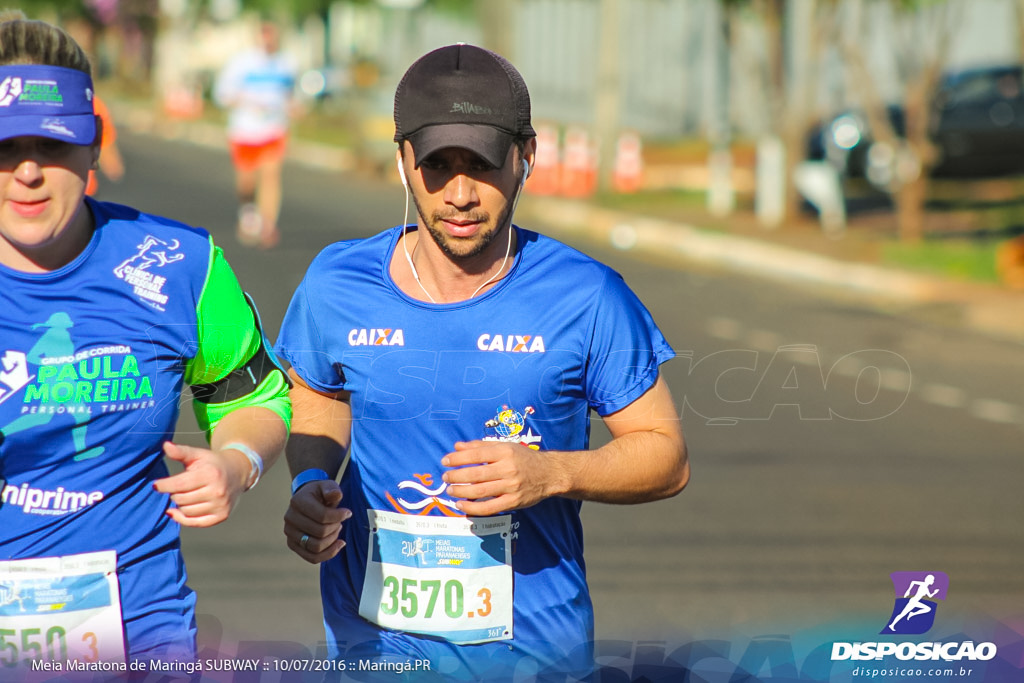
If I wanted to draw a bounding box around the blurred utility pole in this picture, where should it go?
[1016,0,1024,59]
[754,0,785,229]
[476,0,516,60]
[595,0,622,193]
[707,0,734,217]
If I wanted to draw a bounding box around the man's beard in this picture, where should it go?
[410,178,520,264]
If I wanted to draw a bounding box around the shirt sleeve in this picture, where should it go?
[275,258,347,394]
[584,268,675,416]
[184,238,292,436]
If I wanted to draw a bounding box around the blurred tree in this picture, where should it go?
[724,0,958,241]
[832,0,960,243]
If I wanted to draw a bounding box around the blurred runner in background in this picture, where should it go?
[214,20,298,249]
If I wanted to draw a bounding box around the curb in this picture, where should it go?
[518,197,940,303]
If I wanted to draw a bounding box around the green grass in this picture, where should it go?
[881,239,1002,284]
[595,189,707,214]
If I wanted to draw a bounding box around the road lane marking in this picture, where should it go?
[919,383,967,408]
[969,399,1020,425]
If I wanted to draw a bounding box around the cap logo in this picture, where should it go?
[449,101,494,115]
[0,76,24,107]
[16,79,64,105]
[40,118,76,138]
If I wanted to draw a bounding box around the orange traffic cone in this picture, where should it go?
[559,127,597,198]
[613,131,643,193]
[525,124,560,195]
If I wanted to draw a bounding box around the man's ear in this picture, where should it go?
[523,137,537,177]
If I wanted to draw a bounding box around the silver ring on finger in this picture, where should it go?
[300,533,311,551]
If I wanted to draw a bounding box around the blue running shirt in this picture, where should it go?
[0,199,289,665]
[277,226,675,678]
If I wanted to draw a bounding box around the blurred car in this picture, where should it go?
[808,64,1024,186]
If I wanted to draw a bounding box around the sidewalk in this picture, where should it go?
[112,101,1024,346]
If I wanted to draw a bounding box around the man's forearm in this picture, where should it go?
[558,429,689,504]
[285,377,352,479]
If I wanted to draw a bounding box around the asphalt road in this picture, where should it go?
[99,131,1024,670]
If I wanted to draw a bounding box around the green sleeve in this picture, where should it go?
[185,239,292,438]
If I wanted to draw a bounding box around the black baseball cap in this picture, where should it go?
[393,43,536,169]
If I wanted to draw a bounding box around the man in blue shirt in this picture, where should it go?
[276,43,689,681]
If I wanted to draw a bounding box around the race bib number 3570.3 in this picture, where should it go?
[359,510,513,644]
[0,551,125,669]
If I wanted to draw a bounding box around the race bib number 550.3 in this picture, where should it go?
[0,551,125,669]
[359,510,513,644]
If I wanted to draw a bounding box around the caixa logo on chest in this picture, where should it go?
[477,334,546,353]
[348,329,405,346]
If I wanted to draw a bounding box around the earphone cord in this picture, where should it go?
[401,169,526,304]
[400,183,437,303]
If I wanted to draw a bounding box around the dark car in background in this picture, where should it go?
[808,64,1024,186]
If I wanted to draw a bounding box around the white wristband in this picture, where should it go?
[223,442,264,491]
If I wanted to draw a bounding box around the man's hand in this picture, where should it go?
[284,480,352,564]
[441,441,566,516]
[153,441,249,528]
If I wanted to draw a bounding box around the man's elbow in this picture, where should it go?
[663,442,690,499]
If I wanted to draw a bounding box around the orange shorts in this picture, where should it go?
[229,136,288,172]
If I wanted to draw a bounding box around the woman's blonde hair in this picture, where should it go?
[0,9,92,75]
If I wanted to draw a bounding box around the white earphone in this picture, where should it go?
[398,160,408,187]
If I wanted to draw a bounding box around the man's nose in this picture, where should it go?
[444,172,479,209]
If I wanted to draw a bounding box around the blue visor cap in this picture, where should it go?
[0,65,97,144]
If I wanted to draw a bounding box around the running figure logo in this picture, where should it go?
[113,235,185,311]
[0,582,27,612]
[113,235,185,277]
[881,571,949,635]
[0,76,23,106]
[0,350,32,406]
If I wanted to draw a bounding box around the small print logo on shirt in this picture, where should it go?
[476,334,546,353]
[0,350,33,406]
[348,328,405,346]
[483,404,542,449]
[113,235,185,311]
